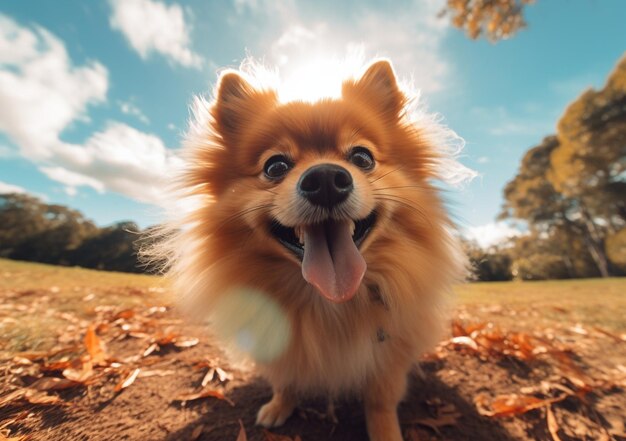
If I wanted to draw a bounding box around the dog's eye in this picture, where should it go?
[348,147,375,170]
[264,155,291,179]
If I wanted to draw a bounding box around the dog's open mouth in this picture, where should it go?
[269,212,376,303]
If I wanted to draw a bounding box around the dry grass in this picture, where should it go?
[455,278,626,331]
[1,258,624,354]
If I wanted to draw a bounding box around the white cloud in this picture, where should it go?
[0,181,27,194]
[464,222,521,249]
[476,156,490,164]
[0,14,108,158]
[40,165,106,195]
[49,123,182,204]
[259,0,449,95]
[119,100,150,124]
[109,0,202,68]
[0,14,180,205]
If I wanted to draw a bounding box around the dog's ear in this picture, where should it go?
[212,70,276,141]
[343,59,405,118]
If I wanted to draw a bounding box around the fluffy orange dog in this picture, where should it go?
[161,59,464,441]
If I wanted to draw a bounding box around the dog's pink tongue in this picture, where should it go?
[302,221,366,303]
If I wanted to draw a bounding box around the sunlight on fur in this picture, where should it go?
[212,287,291,363]
[144,56,477,441]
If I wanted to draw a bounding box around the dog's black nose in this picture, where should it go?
[298,164,353,209]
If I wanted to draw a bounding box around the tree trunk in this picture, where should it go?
[579,204,611,277]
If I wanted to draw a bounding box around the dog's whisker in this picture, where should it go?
[214,204,276,233]
[370,166,404,184]
[374,194,432,228]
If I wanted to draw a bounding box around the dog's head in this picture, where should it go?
[186,60,447,303]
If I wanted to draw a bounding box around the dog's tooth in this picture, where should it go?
[296,226,304,245]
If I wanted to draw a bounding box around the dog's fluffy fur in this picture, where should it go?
[154,59,466,441]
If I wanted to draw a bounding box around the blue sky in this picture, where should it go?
[1,0,625,246]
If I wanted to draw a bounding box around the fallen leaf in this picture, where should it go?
[0,390,27,408]
[0,389,64,408]
[236,420,247,441]
[114,309,135,320]
[114,368,141,393]
[404,411,461,434]
[30,377,82,391]
[143,343,159,357]
[593,326,626,343]
[138,369,175,378]
[546,406,562,441]
[174,337,199,348]
[201,368,215,387]
[174,388,235,406]
[11,357,33,366]
[62,358,93,382]
[215,367,232,382]
[475,393,567,417]
[450,336,478,351]
[189,424,204,441]
[84,325,107,364]
[21,390,63,406]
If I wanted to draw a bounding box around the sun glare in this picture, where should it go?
[277,54,365,103]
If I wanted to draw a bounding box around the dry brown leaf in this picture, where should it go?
[22,390,63,406]
[450,336,478,351]
[405,412,461,434]
[143,342,159,357]
[201,368,215,387]
[593,326,626,343]
[475,393,567,417]
[236,420,247,441]
[62,358,93,382]
[41,360,72,373]
[546,406,562,441]
[215,367,232,382]
[138,369,175,378]
[0,389,65,407]
[11,357,33,366]
[114,309,135,320]
[30,377,81,391]
[114,368,141,393]
[84,325,106,364]
[174,337,199,348]
[0,390,27,408]
[174,388,235,406]
[189,424,204,441]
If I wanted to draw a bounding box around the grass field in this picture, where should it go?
[2,258,624,352]
[1,258,625,441]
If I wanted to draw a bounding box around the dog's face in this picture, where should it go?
[194,61,440,304]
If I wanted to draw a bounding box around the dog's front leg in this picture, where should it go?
[363,364,408,441]
[256,387,297,428]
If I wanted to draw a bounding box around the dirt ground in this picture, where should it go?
[1,261,625,441]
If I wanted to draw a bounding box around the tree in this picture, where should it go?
[462,239,513,281]
[441,0,536,41]
[501,54,626,278]
[69,222,144,273]
[0,193,98,263]
[0,192,147,272]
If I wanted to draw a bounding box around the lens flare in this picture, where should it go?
[211,287,291,363]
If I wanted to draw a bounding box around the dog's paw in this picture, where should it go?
[256,397,295,428]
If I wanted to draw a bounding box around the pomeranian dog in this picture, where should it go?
[157,59,465,441]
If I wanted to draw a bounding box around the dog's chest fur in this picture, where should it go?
[258,281,420,397]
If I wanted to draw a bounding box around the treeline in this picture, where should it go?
[467,53,626,281]
[0,193,153,273]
